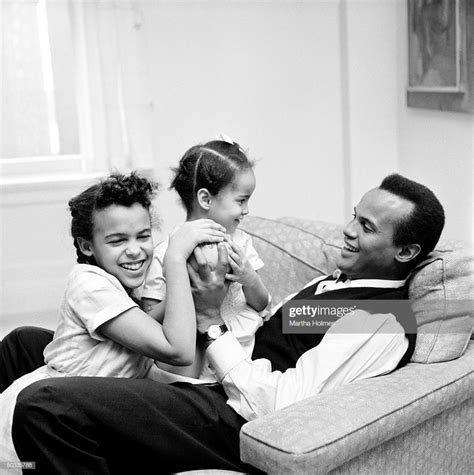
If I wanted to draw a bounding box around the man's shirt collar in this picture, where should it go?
[315,270,406,294]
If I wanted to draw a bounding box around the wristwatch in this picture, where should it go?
[200,323,228,342]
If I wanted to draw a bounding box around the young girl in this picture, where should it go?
[0,172,226,463]
[138,139,271,382]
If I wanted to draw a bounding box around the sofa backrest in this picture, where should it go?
[241,216,342,304]
[241,216,474,364]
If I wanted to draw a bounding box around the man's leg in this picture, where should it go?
[0,326,53,392]
[13,377,254,474]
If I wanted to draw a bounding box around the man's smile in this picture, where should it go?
[343,242,359,253]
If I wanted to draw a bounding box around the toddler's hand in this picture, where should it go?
[167,219,226,261]
[225,239,257,287]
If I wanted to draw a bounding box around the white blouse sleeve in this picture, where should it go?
[206,309,408,421]
[68,267,138,341]
[236,230,264,271]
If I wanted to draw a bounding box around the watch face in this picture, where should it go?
[207,325,222,340]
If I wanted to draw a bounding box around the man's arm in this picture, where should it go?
[204,310,408,421]
[189,247,408,422]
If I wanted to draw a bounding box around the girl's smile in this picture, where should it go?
[120,261,147,271]
[207,169,256,234]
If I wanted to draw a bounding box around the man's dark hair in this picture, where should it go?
[380,173,445,265]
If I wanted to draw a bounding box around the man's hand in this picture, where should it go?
[187,243,229,333]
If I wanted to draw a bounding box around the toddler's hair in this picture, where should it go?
[170,140,254,214]
[68,172,158,264]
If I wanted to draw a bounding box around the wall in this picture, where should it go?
[344,0,400,213]
[141,0,401,234]
[396,1,474,245]
[139,0,348,238]
[0,177,98,334]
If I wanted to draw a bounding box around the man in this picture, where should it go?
[4,174,444,474]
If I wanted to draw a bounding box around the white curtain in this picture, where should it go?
[1,0,153,175]
[77,0,153,173]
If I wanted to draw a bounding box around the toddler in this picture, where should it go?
[138,139,271,382]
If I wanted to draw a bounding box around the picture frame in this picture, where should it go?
[407,0,474,112]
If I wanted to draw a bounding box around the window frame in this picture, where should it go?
[0,0,105,184]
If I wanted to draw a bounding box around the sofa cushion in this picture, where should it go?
[240,342,474,474]
[241,216,473,363]
[240,216,342,304]
[408,241,474,363]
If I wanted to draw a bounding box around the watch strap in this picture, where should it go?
[200,323,228,342]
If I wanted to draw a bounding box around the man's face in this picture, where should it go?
[336,188,415,280]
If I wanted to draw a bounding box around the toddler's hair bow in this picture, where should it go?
[216,133,245,152]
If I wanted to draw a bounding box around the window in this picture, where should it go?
[1,0,89,178]
[1,0,153,184]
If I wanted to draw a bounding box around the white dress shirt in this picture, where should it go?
[206,274,409,421]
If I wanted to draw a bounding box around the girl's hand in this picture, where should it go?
[225,239,258,287]
[167,219,226,261]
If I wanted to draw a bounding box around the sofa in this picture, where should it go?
[6,216,473,474]
[221,216,473,474]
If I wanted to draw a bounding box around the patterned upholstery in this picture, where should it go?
[240,216,342,304]
[240,343,474,474]
[330,398,473,474]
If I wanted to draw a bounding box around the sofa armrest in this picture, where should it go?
[240,343,474,474]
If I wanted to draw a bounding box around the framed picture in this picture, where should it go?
[407,0,474,112]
